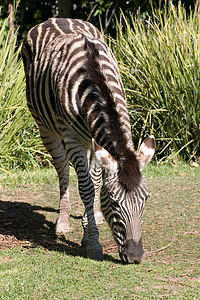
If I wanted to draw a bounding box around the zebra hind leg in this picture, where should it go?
[55,157,70,234]
[40,129,71,234]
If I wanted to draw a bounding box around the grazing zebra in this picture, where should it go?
[22,18,155,264]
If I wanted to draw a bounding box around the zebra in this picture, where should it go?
[21,18,155,264]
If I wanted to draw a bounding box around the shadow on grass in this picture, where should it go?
[0,200,119,263]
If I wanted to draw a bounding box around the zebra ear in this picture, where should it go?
[92,140,118,172]
[138,135,156,169]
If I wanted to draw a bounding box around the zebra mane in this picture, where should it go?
[83,36,141,190]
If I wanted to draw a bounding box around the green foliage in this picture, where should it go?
[0,1,198,39]
[0,17,51,171]
[74,1,197,36]
[0,0,57,39]
[112,2,200,162]
[1,3,200,172]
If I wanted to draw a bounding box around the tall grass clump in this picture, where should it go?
[0,16,50,172]
[113,2,200,162]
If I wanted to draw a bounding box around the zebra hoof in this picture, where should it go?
[55,219,70,234]
[86,243,103,261]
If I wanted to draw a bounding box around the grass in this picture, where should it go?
[0,164,199,298]
[0,16,51,171]
[112,2,200,162]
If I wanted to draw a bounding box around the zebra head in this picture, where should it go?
[93,136,155,264]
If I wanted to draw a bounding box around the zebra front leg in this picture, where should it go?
[81,211,89,248]
[85,208,103,261]
[68,143,103,260]
[81,165,103,245]
[40,129,71,233]
[78,171,103,260]
[90,165,103,224]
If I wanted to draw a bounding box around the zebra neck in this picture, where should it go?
[75,36,141,190]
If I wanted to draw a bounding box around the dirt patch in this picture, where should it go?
[0,233,25,249]
[0,189,117,256]
[102,240,118,254]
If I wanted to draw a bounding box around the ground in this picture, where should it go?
[0,165,199,298]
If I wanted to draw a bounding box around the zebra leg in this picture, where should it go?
[66,141,103,260]
[81,156,103,247]
[81,211,89,248]
[39,128,71,234]
[55,159,70,234]
[82,164,103,245]
[90,165,103,225]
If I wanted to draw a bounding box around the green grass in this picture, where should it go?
[112,2,200,162]
[0,16,51,171]
[0,164,199,299]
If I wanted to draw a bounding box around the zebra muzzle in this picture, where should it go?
[120,238,145,264]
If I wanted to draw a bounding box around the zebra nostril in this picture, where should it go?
[122,254,141,264]
[133,259,141,264]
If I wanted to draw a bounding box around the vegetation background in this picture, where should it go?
[1,0,198,39]
[0,0,200,170]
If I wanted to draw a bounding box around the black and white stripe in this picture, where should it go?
[22,18,155,263]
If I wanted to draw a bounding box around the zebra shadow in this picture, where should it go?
[0,200,120,263]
